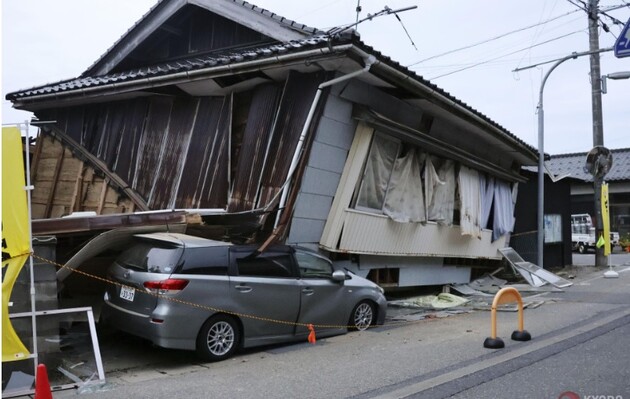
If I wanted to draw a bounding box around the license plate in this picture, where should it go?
[120,286,135,302]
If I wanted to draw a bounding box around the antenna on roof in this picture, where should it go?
[327,5,418,38]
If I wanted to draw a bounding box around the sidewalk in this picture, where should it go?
[44,262,630,398]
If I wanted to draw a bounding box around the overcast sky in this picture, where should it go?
[2,0,629,155]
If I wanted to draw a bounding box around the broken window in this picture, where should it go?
[351,130,517,240]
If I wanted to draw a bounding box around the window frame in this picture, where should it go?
[294,250,334,279]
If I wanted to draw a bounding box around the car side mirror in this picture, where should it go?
[332,270,346,282]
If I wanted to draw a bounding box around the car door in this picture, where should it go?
[294,250,347,337]
[228,247,301,344]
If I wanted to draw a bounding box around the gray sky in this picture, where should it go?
[2,0,629,155]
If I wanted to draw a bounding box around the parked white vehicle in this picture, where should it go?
[571,214,619,253]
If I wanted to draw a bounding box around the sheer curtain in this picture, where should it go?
[383,149,426,223]
[458,165,482,238]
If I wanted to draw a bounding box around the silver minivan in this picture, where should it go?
[101,233,387,361]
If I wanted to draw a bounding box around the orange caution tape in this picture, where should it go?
[307,324,316,344]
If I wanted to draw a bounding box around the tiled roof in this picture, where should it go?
[6,33,536,157]
[543,148,630,182]
[6,36,333,99]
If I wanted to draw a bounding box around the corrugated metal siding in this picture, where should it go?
[36,71,330,216]
[227,84,281,212]
[111,99,150,183]
[150,97,199,208]
[256,71,325,208]
[175,96,231,208]
[133,97,174,201]
[338,209,506,258]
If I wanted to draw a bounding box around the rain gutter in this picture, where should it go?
[273,54,377,228]
[10,45,354,109]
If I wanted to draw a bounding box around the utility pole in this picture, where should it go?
[588,0,607,267]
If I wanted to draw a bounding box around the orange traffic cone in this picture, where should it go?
[34,363,53,399]
[307,324,316,344]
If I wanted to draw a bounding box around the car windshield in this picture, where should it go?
[116,241,183,273]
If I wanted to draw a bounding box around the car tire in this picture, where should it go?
[349,301,375,331]
[578,243,587,254]
[196,314,240,362]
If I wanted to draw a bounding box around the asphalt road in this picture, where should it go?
[43,260,630,399]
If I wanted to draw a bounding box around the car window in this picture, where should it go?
[233,252,294,278]
[178,246,229,275]
[116,242,182,273]
[295,251,333,278]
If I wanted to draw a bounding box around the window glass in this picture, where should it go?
[234,252,294,278]
[116,242,182,273]
[179,246,229,275]
[295,251,333,278]
[356,133,400,211]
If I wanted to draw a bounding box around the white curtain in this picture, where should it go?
[492,179,515,241]
[458,165,482,238]
[383,149,426,223]
[426,157,455,225]
[357,135,398,210]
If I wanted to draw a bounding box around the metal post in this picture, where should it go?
[588,0,607,267]
[533,49,610,268]
[21,121,39,373]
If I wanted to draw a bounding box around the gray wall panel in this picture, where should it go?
[308,142,348,174]
[322,94,353,124]
[301,167,341,197]
[289,91,354,247]
[287,218,327,244]
[293,193,333,220]
[315,117,355,151]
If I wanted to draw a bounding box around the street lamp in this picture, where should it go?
[601,71,630,94]
[514,47,612,269]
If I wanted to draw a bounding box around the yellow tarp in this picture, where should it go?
[2,126,31,361]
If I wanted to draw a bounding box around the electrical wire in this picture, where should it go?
[406,9,582,67]
[427,30,585,80]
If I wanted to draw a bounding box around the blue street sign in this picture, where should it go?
[614,18,630,58]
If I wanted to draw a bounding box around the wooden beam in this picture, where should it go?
[30,133,45,182]
[43,147,65,218]
[69,160,84,212]
[96,178,109,215]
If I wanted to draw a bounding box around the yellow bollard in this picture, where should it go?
[483,287,532,349]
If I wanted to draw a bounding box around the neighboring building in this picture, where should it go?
[545,148,630,237]
[6,0,538,288]
[512,169,573,269]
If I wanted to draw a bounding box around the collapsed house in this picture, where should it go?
[7,0,538,289]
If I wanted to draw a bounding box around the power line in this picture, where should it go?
[407,9,582,67]
[428,30,584,80]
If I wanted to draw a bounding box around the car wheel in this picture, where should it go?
[349,301,375,331]
[196,314,240,362]
[578,243,587,254]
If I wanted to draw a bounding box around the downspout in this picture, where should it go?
[273,54,377,229]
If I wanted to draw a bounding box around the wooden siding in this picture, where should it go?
[113,5,271,73]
